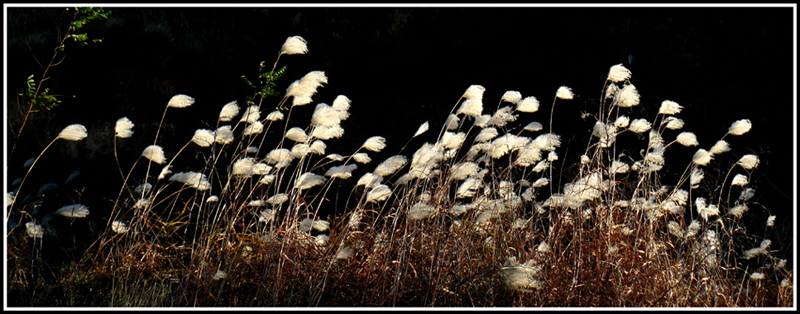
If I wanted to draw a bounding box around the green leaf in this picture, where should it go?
[240,75,255,88]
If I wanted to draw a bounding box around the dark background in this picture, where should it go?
[6,6,795,237]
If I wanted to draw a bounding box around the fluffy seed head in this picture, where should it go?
[55,204,89,218]
[457,99,483,117]
[169,172,211,190]
[267,193,289,205]
[357,172,383,189]
[710,140,731,155]
[26,222,44,238]
[628,118,651,133]
[516,96,540,113]
[325,164,358,179]
[280,35,308,55]
[737,154,760,170]
[616,84,640,107]
[309,140,326,155]
[285,127,309,142]
[658,100,683,115]
[112,221,129,234]
[731,174,749,186]
[265,110,284,121]
[219,101,240,121]
[214,125,234,144]
[286,71,328,106]
[614,116,630,128]
[57,124,88,141]
[243,121,264,136]
[676,132,699,146]
[692,149,713,166]
[501,90,522,104]
[142,145,166,164]
[167,94,195,108]
[664,117,684,130]
[353,152,372,164]
[414,121,429,138]
[240,105,261,123]
[523,121,543,132]
[374,155,408,177]
[475,127,499,143]
[556,86,574,100]
[192,129,215,147]
[366,184,392,203]
[294,172,326,190]
[462,85,486,100]
[690,167,705,187]
[310,125,344,140]
[607,64,632,82]
[408,202,436,221]
[363,136,387,152]
[728,119,752,136]
[729,204,749,218]
[115,117,134,138]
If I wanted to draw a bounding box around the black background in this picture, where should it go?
[6,6,795,232]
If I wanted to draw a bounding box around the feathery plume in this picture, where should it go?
[357,172,383,189]
[232,158,257,176]
[614,116,630,128]
[737,154,760,170]
[332,95,351,111]
[690,167,704,187]
[158,164,172,180]
[353,152,372,164]
[766,215,776,227]
[692,149,713,166]
[219,101,239,121]
[167,94,194,108]
[259,209,276,223]
[556,86,574,100]
[710,140,731,155]
[311,103,348,127]
[280,35,308,55]
[169,172,211,191]
[501,90,522,104]
[310,140,326,155]
[267,193,289,205]
[487,106,518,127]
[325,164,358,179]
[445,114,460,130]
[440,132,466,150]
[214,125,234,144]
[55,204,89,218]
[463,85,486,100]
[294,172,326,190]
[676,132,699,146]
[658,100,683,115]
[363,136,387,152]
[243,121,264,136]
[732,174,749,187]
[115,117,134,138]
[664,117,684,130]
[607,63,632,82]
[285,127,309,142]
[265,148,294,168]
[474,114,491,128]
[728,119,752,136]
[57,124,88,141]
[615,84,640,107]
[286,71,328,106]
[457,99,483,117]
[475,127,499,143]
[265,110,284,121]
[141,145,166,164]
[408,202,436,221]
[524,121,543,132]
[192,129,215,147]
[516,96,540,113]
[628,118,651,133]
[206,195,219,202]
[739,187,755,201]
[310,125,344,140]
[414,121,429,137]
[26,222,44,238]
[374,155,408,177]
[112,221,129,234]
[366,184,392,203]
[450,161,481,181]
[240,105,261,123]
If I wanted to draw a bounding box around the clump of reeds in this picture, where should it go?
[5,36,792,308]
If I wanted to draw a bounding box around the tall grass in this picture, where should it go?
[6,36,793,307]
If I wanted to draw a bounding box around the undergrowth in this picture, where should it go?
[6,36,794,307]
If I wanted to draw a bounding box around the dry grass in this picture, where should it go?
[6,38,794,308]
